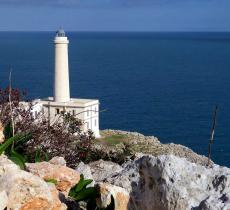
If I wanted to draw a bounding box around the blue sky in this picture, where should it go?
[0,0,229,31]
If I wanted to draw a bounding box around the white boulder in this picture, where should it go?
[104,154,230,210]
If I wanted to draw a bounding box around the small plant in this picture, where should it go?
[9,149,27,169]
[0,123,32,169]
[35,148,49,163]
[69,174,97,202]
[0,133,30,169]
[46,179,58,185]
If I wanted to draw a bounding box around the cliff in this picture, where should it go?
[1,129,228,210]
[94,129,211,166]
[1,153,230,210]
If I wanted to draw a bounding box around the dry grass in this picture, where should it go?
[95,134,128,146]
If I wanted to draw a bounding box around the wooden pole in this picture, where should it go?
[9,69,15,137]
[208,105,218,166]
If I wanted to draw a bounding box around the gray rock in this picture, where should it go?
[75,162,95,186]
[88,159,122,182]
[104,154,230,210]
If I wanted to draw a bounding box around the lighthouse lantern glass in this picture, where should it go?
[56,29,65,37]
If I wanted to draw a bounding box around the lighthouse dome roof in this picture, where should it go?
[56,29,66,37]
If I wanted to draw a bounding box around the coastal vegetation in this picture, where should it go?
[0,87,95,167]
[96,134,128,146]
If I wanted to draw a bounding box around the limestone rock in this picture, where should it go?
[99,130,210,166]
[49,156,66,166]
[163,143,212,166]
[0,191,8,210]
[0,121,4,143]
[88,159,122,182]
[197,195,230,210]
[76,162,94,186]
[26,161,80,194]
[104,154,230,210]
[48,184,68,210]
[96,182,130,210]
[0,155,66,210]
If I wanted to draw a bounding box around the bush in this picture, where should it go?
[86,142,134,165]
[0,87,94,167]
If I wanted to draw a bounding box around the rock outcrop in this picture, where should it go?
[26,161,80,194]
[99,130,211,166]
[0,155,67,210]
[103,154,230,210]
[1,129,229,210]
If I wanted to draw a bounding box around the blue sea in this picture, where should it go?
[0,32,230,166]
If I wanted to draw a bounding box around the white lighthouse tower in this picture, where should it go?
[36,29,100,138]
[54,29,70,102]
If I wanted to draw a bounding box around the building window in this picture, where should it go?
[56,108,60,115]
[87,110,89,116]
[94,119,97,126]
[95,106,97,114]
[72,110,76,116]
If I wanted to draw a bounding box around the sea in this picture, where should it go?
[0,32,230,167]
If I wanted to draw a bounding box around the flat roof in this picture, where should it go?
[34,97,99,107]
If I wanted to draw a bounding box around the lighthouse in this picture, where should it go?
[35,29,101,138]
[54,29,70,102]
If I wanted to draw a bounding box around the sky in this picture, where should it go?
[0,0,229,31]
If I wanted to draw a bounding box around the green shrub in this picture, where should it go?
[0,133,31,169]
[69,174,97,202]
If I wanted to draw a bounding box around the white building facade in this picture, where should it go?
[35,29,100,138]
